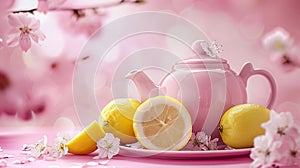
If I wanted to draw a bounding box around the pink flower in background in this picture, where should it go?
[263,27,294,54]
[37,0,66,13]
[7,13,46,52]
[59,9,104,37]
[262,27,300,72]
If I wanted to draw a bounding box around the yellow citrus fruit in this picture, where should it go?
[67,120,105,154]
[133,96,192,151]
[99,98,141,144]
[219,104,270,148]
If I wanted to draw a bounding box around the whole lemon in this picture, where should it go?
[99,98,141,144]
[219,104,270,148]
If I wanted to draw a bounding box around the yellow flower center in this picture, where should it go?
[274,40,285,51]
[105,140,112,149]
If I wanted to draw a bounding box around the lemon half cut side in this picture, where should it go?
[67,120,105,155]
[133,96,192,151]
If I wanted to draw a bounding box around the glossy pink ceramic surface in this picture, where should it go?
[128,58,276,137]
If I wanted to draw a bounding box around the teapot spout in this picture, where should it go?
[126,70,159,102]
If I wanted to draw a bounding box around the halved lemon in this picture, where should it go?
[67,120,105,154]
[133,96,192,151]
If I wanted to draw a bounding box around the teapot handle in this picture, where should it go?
[238,63,277,109]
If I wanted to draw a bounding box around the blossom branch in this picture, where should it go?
[4,0,145,52]
[10,0,144,14]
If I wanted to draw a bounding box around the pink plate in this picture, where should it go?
[119,146,251,159]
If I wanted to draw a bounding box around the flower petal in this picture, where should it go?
[0,159,7,167]
[30,33,39,43]
[8,28,20,35]
[7,34,19,47]
[98,160,110,165]
[7,13,22,27]
[98,148,108,158]
[262,27,294,54]
[47,0,67,9]
[107,152,114,159]
[83,161,99,168]
[29,19,40,31]
[21,14,34,27]
[31,30,46,43]
[19,34,31,52]
[37,0,49,13]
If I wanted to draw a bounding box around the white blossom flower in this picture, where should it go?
[30,135,48,158]
[192,40,222,58]
[262,27,294,54]
[50,133,69,158]
[250,135,282,168]
[94,133,120,159]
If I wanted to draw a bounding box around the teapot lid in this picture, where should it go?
[174,58,229,70]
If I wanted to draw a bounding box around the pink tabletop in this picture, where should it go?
[0,127,252,168]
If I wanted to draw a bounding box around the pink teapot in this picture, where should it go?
[126,40,276,137]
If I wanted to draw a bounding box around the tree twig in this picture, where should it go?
[10,0,144,14]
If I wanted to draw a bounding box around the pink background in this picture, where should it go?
[1,0,300,128]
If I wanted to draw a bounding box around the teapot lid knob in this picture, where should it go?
[192,40,223,59]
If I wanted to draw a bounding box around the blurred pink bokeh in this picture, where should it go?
[1,0,300,128]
